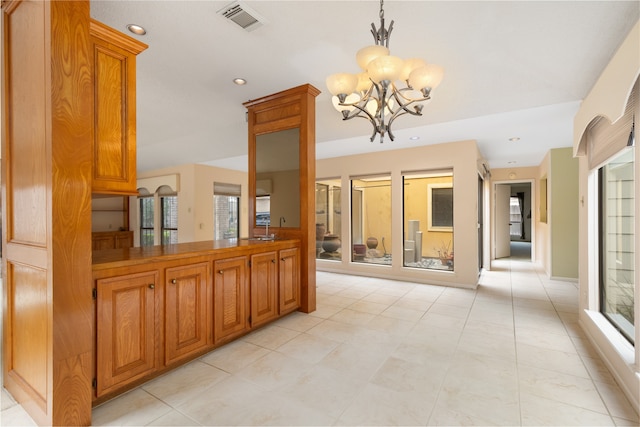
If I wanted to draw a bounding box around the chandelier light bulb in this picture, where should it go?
[326,73,358,96]
[409,64,444,91]
[367,55,404,83]
[356,72,372,93]
[400,58,427,82]
[356,45,389,70]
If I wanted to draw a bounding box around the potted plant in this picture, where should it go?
[436,240,453,265]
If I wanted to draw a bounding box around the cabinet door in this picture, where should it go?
[114,231,133,248]
[96,271,158,397]
[165,263,211,365]
[250,251,278,328]
[90,20,146,195]
[92,234,115,250]
[213,256,248,343]
[279,247,300,314]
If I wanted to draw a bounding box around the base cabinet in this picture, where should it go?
[213,256,249,344]
[95,271,159,398]
[93,241,301,402]
[279,247,301,314]
[92,230,134,250]
[250,251,278,327]
[164,262,211,365]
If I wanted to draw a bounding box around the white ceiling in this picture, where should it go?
[90,1,640,173]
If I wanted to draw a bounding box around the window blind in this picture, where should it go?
[214,182,241,197]
[588,78,638,170]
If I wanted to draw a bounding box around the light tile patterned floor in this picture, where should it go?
[2,257,639,426]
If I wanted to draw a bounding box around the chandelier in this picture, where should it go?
[326,0,444,143]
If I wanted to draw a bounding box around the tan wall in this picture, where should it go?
[134,164,249,244]
[550,148,579,279]
[317,139,482,288]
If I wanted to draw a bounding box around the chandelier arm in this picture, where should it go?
[391,89,430,117]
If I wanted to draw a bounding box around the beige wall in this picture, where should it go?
[133,163,249,245]
[317,140,482,288]
[573,20,639,414]
[549,148,579,279]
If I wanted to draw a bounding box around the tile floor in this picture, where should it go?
[2,255,639,426]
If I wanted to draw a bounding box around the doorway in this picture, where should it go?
[494,180,534,261]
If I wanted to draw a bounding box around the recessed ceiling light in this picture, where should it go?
[508,161,517,164]
[409,136,420,141]
[126,24,146,35]
[508,137,520,142]
[233,78,247,85]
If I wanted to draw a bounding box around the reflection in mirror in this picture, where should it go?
[255,128,300,228]
[315,179,341,260]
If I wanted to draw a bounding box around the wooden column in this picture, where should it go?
[244,84,320,313]
[2,0,93,425]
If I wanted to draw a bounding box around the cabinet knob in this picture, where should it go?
[281,258,286,262]
[171,278,177,284]
[149,284,155,289]
[218,270,223,274]
[271,259,276,264]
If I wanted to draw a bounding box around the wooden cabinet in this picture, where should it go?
[92,240,301,402]
[279,247,301,314]
[213,256,249,344]
[164,263,211,365]
[90,20,147,195]
[92,231,134,250]
[250,251,278,328]
[95,270,159,398]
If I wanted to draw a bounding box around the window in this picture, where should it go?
[214,182,241,240]
[510,196,522,238]
[161,195,178,245]
[255,195,270,226]
[599,147,635,343]
[403,171,454,270]
[316,179,341,261]
[351,175,391,265]
[139,196,154,246]
[427,183,453,231]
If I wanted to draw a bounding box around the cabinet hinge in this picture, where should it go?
[248,260,252,268]
[92,378,97,389]
[92,288,97,300]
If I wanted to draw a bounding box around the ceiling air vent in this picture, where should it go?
[217,2,265,32]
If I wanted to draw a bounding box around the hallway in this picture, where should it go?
[1,257,638,425]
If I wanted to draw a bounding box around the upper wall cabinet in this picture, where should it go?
[90,19,147,195]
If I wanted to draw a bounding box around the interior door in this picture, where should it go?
[495,184,511,259]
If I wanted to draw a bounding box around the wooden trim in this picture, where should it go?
[89,18,148,55]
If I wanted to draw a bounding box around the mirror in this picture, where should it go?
[255,128,300,228]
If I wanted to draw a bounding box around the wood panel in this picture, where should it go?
[250,251,278,327]
[6,263,48,407]
[279,247,300,314]
[96,271,158,397]
[90,19,147,195]
[2,1,94,425]
[164,262,211,365]
[213,256,248,343]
